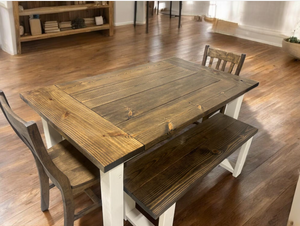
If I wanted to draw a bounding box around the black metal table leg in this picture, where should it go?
[178,1,182,28]
[134,1,137,27]
[146,1,149,33]
[157,1,159,15]
[170,1,172,18]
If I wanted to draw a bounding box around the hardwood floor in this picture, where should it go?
[0,14,299,226]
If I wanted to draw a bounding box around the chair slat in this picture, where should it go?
[228,62,235,73]
[208,57,214,68]
[221,60,227,71]
[216,59,222,70]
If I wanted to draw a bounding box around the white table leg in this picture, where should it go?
[42,118,63,148]
[224,94,244,119]
[288,174,300,226]
[100,164,124,226]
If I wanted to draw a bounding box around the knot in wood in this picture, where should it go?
[211,149,221,155]
[63,111,70,118]
[168,122,174,132]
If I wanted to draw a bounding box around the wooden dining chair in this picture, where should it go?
[202,44,246,75]
[202,45,246,120]
[0,90,101,226]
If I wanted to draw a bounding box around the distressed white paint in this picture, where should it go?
[220,95,252,177]
[219,159,234,173]
[224,95,244,119]
[100,164,124,226]
[125,192,176,226]
[124,193,154,226]
[232,137,253,177]
[41,118,63,148]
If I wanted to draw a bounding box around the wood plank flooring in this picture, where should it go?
[0,14,300,226]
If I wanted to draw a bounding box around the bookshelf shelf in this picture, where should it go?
[13,1,114,54]
[19,4,109,16]
[20,24,110,42]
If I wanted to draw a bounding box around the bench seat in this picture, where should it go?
[124,113,257,221]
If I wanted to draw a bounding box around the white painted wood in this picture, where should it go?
[124,193,176,226]
[224,95,244,119]
[100,164,124,226]
[126,208,154,226]
[41,118,63,148]
[220,95,244,174]
[158,203,176,226]
[232,137,253,177]
[219,159,234,173]
[124,192,135,221]
[288,173,300,226]
[124,193,154,226]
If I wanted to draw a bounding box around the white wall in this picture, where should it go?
[213,1,300,46]
[160,1,210,16]
[0,1,17,55]
[114,1,145,26]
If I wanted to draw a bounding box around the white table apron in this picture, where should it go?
[41,95,249,226]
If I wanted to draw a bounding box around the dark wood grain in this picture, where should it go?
[124,113,258,219]
[56,58,258,151]
[20,86,144,172]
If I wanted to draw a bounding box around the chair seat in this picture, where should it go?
[48,140,99,188]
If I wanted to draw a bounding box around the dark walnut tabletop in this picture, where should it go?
[20,57,259,172]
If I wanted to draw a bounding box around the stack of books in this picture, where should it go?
[59,21,72,31]
[44,21,60,33]
[84,18,95,27]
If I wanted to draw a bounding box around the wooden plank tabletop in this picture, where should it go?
[21,57,258,172]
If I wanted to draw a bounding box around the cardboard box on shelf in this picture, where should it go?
[29,19,42,35]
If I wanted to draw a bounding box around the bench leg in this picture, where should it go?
[124,193,154,226]
[100,164,124,226]
[220,95,250,177]
[158,203,176,226]
[232,137,253,177]
[42,118,63,148]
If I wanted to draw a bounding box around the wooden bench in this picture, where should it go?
[124,113,258,226]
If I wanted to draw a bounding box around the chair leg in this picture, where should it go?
[40,171,50,211]
[33,157,50,211]
[61,189,75,226]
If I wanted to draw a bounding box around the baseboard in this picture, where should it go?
[235,24,287,47]
[1,45,15,55]
[210,23,287,47]
[114,21,145,26]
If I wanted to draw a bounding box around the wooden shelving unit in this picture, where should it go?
[18,4,110,16]
[13,1,114,54]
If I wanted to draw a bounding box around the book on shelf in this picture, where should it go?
[45,29,60,33]
[60,28,73,31]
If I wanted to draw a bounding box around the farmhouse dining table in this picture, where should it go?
[20,57,259,226]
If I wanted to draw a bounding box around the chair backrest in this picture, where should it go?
[0,90,69,187]
[202,45,246,76]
